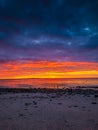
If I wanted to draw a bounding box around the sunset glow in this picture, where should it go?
[0,61,98,79]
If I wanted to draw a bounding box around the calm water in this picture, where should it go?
[0,78,98,89]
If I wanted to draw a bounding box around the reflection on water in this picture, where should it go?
[0,78,98,89]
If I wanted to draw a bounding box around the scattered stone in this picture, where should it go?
[94,95,98,98]
[25,103,32,106]
[91,102,97,105]
[51,96,56,98]
[73,105,78,107]
[19,114,24,117]
[58,103,62,105]
[33,101,37,105]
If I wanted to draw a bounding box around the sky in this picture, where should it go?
[0,0,98,79]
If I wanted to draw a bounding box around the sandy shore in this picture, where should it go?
[0,89,98,130]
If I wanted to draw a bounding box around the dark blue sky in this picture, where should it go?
[0,0,98,62]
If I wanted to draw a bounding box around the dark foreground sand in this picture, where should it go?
[0,88,98,130]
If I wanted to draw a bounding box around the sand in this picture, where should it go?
[0,89,98,130]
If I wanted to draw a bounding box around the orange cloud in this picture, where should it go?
[0,60,98,79]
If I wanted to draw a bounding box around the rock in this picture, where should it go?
[33,101,37,105]
[91,102,97,104]
[25,103,32,106]
[94,95,98,98]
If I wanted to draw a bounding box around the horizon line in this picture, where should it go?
[0,77,98,80]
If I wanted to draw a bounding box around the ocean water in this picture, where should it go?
[0,78,98,89]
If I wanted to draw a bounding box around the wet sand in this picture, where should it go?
[0,88,98,130]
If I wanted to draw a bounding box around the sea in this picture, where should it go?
[0,78,98,89]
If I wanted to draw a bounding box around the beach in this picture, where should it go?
[0,88,98,130]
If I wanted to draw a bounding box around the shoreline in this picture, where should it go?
[0,87,98,94]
